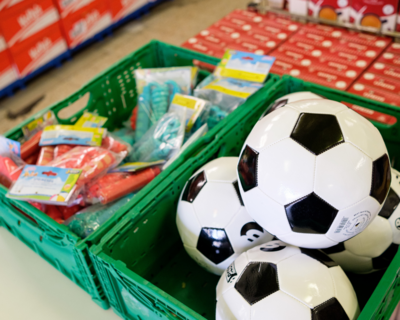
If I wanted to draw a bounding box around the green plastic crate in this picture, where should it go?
[0,40,279,309]
[90,75,400,320]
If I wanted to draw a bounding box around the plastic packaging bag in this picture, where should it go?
[47,146,125,186]
[134,67,193,139]
[194,74,262,113]
[64,195,135,238]
[129,112,185,163]
[36,146,55,166]
[85,167,161,204]
[0,137,25,188]
[101,133,131,155]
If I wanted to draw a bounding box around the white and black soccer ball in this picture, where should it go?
[216,240,359,320]
[177,157,274,275]
[262,91,324,116]
[321,168,400,273]
[238,99,391,249]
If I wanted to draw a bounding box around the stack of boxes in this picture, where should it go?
[182,10,300,58]
[348,43,400,106]
[0,0,151,93]
[0,0,68,77]
[55,0,112,49]
[270,23,391,90]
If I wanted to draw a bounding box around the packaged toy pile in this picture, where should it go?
[176,91,397,319]
[0,49,274,240]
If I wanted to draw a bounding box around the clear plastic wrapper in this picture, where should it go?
[85,167,161,204]
[101,133,131,155]
[47,146,125,186]
[0,137,25,188]
[129,111,186,163]
[64,195,135,238]
[21,130,42,160]
[194,74,262,113]
[113,127,136,146]
[36,146,55,166]
[134,67,193,140]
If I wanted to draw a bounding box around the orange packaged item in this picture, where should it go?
[0,155,22,187]
[58,205,83,220]
[24,151,39,165]
[86,167,161,204]
[20,130,42,160]
[45,205,64,224]
[37,146,55,166]
[54,144,74,159]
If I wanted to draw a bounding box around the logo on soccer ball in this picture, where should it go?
[260,240,286,252]
[240,222,264,242]
[395,218,400,230]
[226,262,237,283]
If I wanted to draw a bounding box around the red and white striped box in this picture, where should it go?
[59,0,112,48]
[9,23,67,76]
[378,52,400,68]
[0,0,24,12]
[275,44,371,69]
[348,82,400,107]
[0,0,59,48]
[272,48,361,79]
[340,31,391,49]
[208,21,241,35]
[257,23,293,40]
[358,72,400,94]
[220,15,259,32]
[193,29,232,48]
[108,0,147,22]
[53,0,96,18]
[290,30,338,49]
[387,43,400,54]
[270,59,307,76]
[331,40,382,60]
[247,25,290,41]
[228,37,275,55]
[300,23,345,39]
[181,37,225,58]
[0,49,19,90]
[368,62,400,81]
[342,102,397,125]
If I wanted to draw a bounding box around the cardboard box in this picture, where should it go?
[0,49,19,90]
[229,37,275,55]
[0,0,59,48]
[332,40,382,59]
[289,32,337,49]
[348,82,400,106]
[181,38,225,58]
[53,0,96,18]
[59,0,112,48]
[194,29,232,48]
[109,0,148,22]
[220,16,257,32]
[9,23,67,76]
[358,72,400,94]
[350,0,398,32]
[209,21,241,35]
[300,23,345,38]
[342,102,397,125]
[308,0,351,23]
[0,32,6,53]
[0,0,24,12]
[368,62,400,81]
[387,43,400,54]
[276,43,371,69]
[378,52,400,68]
[270,59,307,76]
[248,25,290,41]
[340,30,391,49]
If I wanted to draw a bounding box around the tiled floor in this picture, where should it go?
[0,0,245,134]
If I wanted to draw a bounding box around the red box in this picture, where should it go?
[272,48,361,79]
[0,32,6,53]
[220,15,258,32]
[300,23,345,39]
[342,102,397,125]
[229,37,274,55]
[398,7,400,32]
[308,0,351,23]
[181,38,225,58]
[350,0,398,32]
[0,49,19,90]
[59,0,112,48]
[0,0,59,48]
[368,62,400,81]
[340,30,391,49]
[194,29,232,48]
[0,0,25,12]
[289,31,338,50]
[53,0,97,18]
[257,24,292,40]
[387,43,400,54]
[270,59,307,76]
[9,23,67,76]
[331,40,382,60]
[358,72,400,94]
[378,52,400,68]
[108,0,147,22]
[348,82,400,107]
[209,21,242,35]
